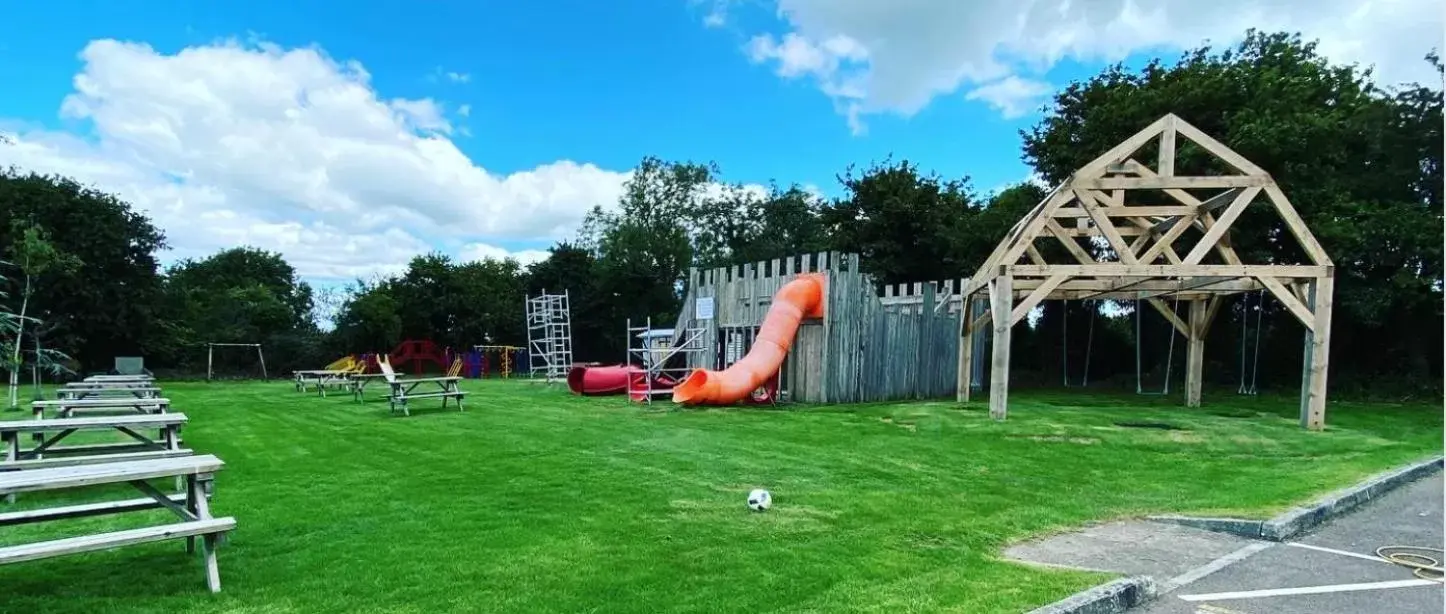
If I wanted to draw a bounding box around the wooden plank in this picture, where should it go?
[1256,275,1316,332]
[1077,115,1172,177]
[0,518,235,565]
[2,449,194,471]
[988,275,1013,420]
[1044,219,1097,264]
[1303,272,1334,430]
[1171,117,1270,175]
[0,494,191,526]
[1010,274,1067,325]
[1183,187,1261,264]
[1158,115,1177,176]
[1145,298,1189,337]
[0,455,224,495]
[1076,175,1270,190]
[1263,184,1333,266]
[1008,264,1327,278]
[1073,188,1139,263]
[33,398,170,408]
[0,414,186,432]
[1185,299,1206,407]
[1054,205,1195,217]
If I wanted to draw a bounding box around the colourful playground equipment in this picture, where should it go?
[672,273,823,405]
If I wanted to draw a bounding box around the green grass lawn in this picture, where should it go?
[0,380,1439,613]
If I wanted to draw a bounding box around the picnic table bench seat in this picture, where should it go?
[0,454,235,592]
[32,397,170,419]
[387,377,465,416]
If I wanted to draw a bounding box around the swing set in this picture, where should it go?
[1058,287,1270,396]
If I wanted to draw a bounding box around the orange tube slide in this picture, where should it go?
[672,273,825,405]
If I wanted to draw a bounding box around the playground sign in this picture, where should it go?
[694,296,715,320]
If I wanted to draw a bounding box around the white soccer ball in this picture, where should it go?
[747,488,772,512]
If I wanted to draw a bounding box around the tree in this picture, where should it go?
[0,168,167,369]
[820,158,984,283]
[162,247,319,374]
[3,222,80,408]
[583,157,709,356]
[1020,30,1443,390]
[526,242,609,360]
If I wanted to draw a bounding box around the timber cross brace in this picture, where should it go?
[955,113,1335,430]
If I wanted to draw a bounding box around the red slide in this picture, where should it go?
[672,273,825,405]
[568,365,634,395]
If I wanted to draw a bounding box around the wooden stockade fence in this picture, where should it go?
[672,252,968,403]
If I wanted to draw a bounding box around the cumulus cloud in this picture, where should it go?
[964,76,1054,119]
[0,39,631,280]
[721,0,1442,131]
[457,243,551,266]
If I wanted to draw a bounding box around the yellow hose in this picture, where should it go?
[1376,546,1445,581]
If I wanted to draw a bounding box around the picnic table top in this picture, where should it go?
[0,454,223,495]
[33,397,170,407]
[390,376,462,384]
[294,369,349,375]
[0,413,187,432]
[59,381,159,387]
[85,375,153,380]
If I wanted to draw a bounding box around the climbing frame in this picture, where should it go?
[957,113,1335,430]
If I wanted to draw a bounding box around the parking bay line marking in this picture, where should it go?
[1284,542,1395,564]
[1161,542,1276,594]
[1178,579,1439,602]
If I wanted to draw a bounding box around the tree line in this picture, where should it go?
[1,31,1439,398]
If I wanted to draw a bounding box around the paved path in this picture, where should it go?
[1138,473,1443,614]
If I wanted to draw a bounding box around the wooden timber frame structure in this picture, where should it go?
[957,114,1335,430]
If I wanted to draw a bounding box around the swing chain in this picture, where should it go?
[1062,298,1096,387]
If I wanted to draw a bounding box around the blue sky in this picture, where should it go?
[2,0,1062,189]
[0,0,1434,283]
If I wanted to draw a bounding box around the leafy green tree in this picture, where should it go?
[162,247,319,374]
[3,223,81,407]
[1020,30,1443,390]
[583,157,708,355]
[330,279,404,353]
[0,169,166,369]
[820,158,984,283]
[526,242,610,360]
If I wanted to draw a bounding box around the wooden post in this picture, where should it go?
[256,344,268,381]
[957,295,975,403]
[1301,270,1334,430]
[1185,299,1206,407]
[206,344,213,383]
[988,272,1013,420]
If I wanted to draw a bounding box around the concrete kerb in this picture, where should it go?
[1026,577,1158,614]
[1150,456,1444,541]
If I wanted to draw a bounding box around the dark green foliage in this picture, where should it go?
[0,168,167,369]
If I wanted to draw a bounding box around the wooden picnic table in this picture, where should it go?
[349,373,391,402]
[58,385,162,400]
[0,454,236,592]
[293,369,349,392]
[84,375,153,382]
[32,397,170,420]
[386,376,465,416]
[1,413,188,468]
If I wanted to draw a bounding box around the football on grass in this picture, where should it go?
[747,489,772,512]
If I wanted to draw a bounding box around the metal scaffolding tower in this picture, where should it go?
[525,290,574,382]
[626,317,707,404]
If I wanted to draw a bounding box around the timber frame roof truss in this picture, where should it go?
[957,113,1335,430]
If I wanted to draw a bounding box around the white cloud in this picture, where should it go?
[446,71,471,83]
[457,242,551,266]
[0,38,632,280]
[722,0,1443,130]
[964,76,1053,119]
